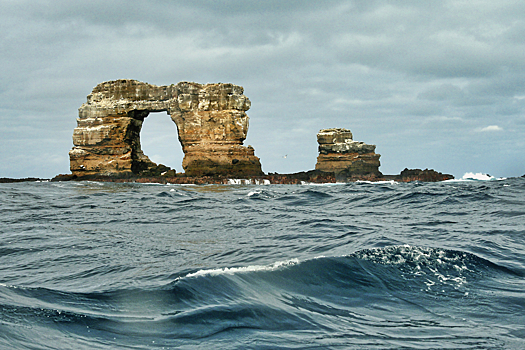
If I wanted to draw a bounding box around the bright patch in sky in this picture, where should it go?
[477,125,503,132]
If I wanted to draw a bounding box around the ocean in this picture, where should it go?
[1,176,524,349]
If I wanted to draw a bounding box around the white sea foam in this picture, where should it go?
[83,181,106,186]
[247,190,262,197]
[461,172,495,181]
[300,182,346,186]
[185,259,300,278]
[227,179,241,185]
[227,179,270,185]
[252,179,270,185]
[355,180,398,185]
[444,172,507,183]
[354,245,471,291]
[446,172,507,181]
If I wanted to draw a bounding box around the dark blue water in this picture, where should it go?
[1,178,525,349]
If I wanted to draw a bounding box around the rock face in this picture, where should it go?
[69,80,263,178]
[395,168,454,182]
[315,128,381,178]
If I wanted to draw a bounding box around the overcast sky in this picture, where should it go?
[1,0,524,179]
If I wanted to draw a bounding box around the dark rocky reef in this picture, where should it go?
[389,168,454,182]
[49,167,452,185]
[0,177,49,183]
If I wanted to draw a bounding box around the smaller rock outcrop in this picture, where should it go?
[393,168,454,182]
[0,177,48,183]
[315,128,381,179]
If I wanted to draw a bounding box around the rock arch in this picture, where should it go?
[69,79,263,177]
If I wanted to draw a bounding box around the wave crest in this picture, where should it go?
[185,259,300,278]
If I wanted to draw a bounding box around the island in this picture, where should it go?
[3,79,455,184]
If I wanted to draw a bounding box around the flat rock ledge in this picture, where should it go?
[47,168,453,184]
[1,168,454,184]
[0,177,49,183]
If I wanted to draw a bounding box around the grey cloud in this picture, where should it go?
[418,84,465,101]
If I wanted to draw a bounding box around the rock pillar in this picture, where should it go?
[315,128,381,177]
[171,82,263,177]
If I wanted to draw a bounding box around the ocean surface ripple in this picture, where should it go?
[1,178,525,349]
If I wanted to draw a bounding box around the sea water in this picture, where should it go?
[1,177,524,349]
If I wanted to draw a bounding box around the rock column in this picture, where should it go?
[315,128,381,177]
[170,82,263,177]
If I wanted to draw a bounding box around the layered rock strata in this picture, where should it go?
[315,128,381,178]
[69,80,263,178]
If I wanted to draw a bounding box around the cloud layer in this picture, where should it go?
[1,0,524,178]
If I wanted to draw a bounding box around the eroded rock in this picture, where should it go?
[396,168,454,182]
[69,80,262,178]
[315,128,381,178]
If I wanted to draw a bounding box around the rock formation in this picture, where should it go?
[315,128,381,178]
[69,80,263,178]
[65,81,454,183]
[394,168,454,182]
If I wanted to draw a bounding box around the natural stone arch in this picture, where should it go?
[69,79,263,178]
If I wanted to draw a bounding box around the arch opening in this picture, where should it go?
[139,111,183,174]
